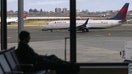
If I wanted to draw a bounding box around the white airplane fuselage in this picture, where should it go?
[43,20,121,30]
[87,20,121,28]
[6,17,18,24]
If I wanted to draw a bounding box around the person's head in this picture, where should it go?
[19,31,30,43]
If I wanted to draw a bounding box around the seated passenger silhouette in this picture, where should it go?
[15,31,67,71]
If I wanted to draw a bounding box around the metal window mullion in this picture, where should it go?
[1,0,7,50]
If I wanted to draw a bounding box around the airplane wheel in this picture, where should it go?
[50,30,53,32]
[86,29,89,32]
[82,30,85,32]
[42,29,44,31]
[83,28,89,32]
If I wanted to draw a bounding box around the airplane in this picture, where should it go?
[41,3,129,32]
[5,13,28,25]
[6,17,18,24]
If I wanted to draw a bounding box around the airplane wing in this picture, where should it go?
[42,18,89,32]
[76,18,89,32]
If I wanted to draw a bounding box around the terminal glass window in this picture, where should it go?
[76,0,132,63]
[7,0,70,61]
[7,0,18,48]
[7,0,132,63]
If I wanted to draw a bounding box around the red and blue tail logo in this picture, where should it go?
[109,3,129,21]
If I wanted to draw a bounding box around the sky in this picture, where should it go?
[7,0,132,12]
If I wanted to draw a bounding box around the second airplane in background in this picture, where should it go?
[42,3,129,32]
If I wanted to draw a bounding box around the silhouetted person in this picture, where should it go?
[15,31,67,70]
[15,31,79,74]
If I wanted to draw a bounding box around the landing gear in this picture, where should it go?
[50,29,53,32]
[82,28,89,32]
[85,28,89,32]
[41,29,53,32]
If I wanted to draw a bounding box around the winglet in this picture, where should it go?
[83,18,89,25]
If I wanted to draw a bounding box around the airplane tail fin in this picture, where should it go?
[23,12,28,19]
[109,3,129,21]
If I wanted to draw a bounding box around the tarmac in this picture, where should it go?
[5,24,132,63]
[8,36,132,63]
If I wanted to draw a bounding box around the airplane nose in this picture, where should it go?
[42,24,49,31]
[43,24,49,28]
